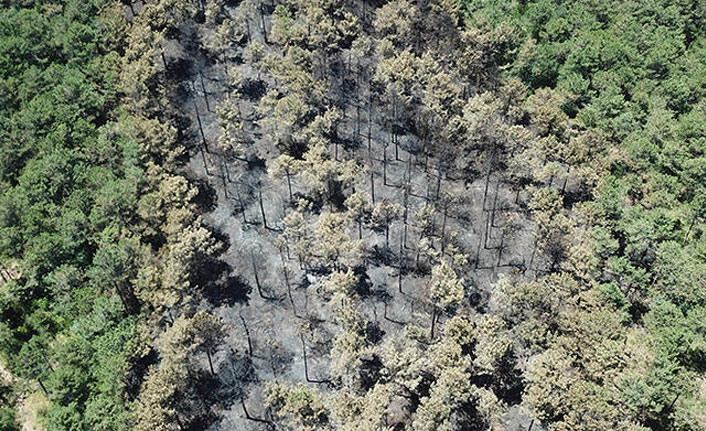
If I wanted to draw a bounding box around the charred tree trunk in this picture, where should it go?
[192,98,208,152]
[482,149,496,210]
[259,4,268,44]
[285,172,293,202]
[281,255,298,317]
[356,103,361,138]
[497,230,506,268]
[220,162,229,199]
[368,93,373,157]
[240,396,271,425]
[251,252,272,300]
[199,71,210,112]
[383,302,405,325]
[383,145,388,186]
[370,171,375,203]
[440,206,448,254]
[235,182,248,224]
[300,333,327,384]
[430,306,437,340]
[200,145,210,176]
[490,180,500,228]
[240,313,253,357]
[37,378,48,396]
[398,228,405,293]
[258,189,267,229]
[206,349,215,375]
[385,223,390,249]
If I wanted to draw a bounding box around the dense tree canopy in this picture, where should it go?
[0,0,704,430]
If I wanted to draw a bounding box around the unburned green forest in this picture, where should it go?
[0,0,705,430]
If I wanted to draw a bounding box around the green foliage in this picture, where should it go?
[458,0,706,429]
[0,1,145,429]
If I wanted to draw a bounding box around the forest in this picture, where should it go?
[0,0,704,430]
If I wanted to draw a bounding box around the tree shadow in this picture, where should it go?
[339,135,361,152]
[242,78,267,102]
[296,274,312,292]
[191,177,219,213]
[195,252,230,284]
[365,321,385,344]
[204,274,252,307]
[563,181,593,206]
[166,58,194,82]
[125,347,159,401]
[188,371,223,430]
[247,155,267,171]
[353,266,374,297]
[358,354,384,391]
[216,349,257,403]
[367,245,396,267]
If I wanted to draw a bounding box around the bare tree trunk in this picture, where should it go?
[286,172,293,202]
[251,252,269,299]
[245,19,252,41]
[497,230,506,267]
[37,378,48,396]
[199,71,210,112]
[562,166,570,194]
[240,396,271,425]
[223,156,231,182]
[528,239,538,273]
[440,205,448,254]
[383,302,405,325]
[281,254,298,317]
[356,103,361,137]
[206,349,215,375]
[484,213,492,249]
[235,182,248,223]
[259,3,268,44]
[666,394,680,412]
[192,98,208,152]
[160,47,167,71]
[398,228,404,293]
[482,149,495,210]
[370,171,375,203]
[491,181,500,228]
[475,216,484,268]
[258,189,267,229]
[300,334,314,383]
[435,169,442,201]
[684,213,700,244]
[368,93,373,157]
[430,306,437,340]
[241,397,252,420]
[220,162,229,199]
[200,145,210,176]
[383,145,388,186]
[239,313,253,357]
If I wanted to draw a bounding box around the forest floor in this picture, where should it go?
[167,5,541,430]
[0,363,46,431]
